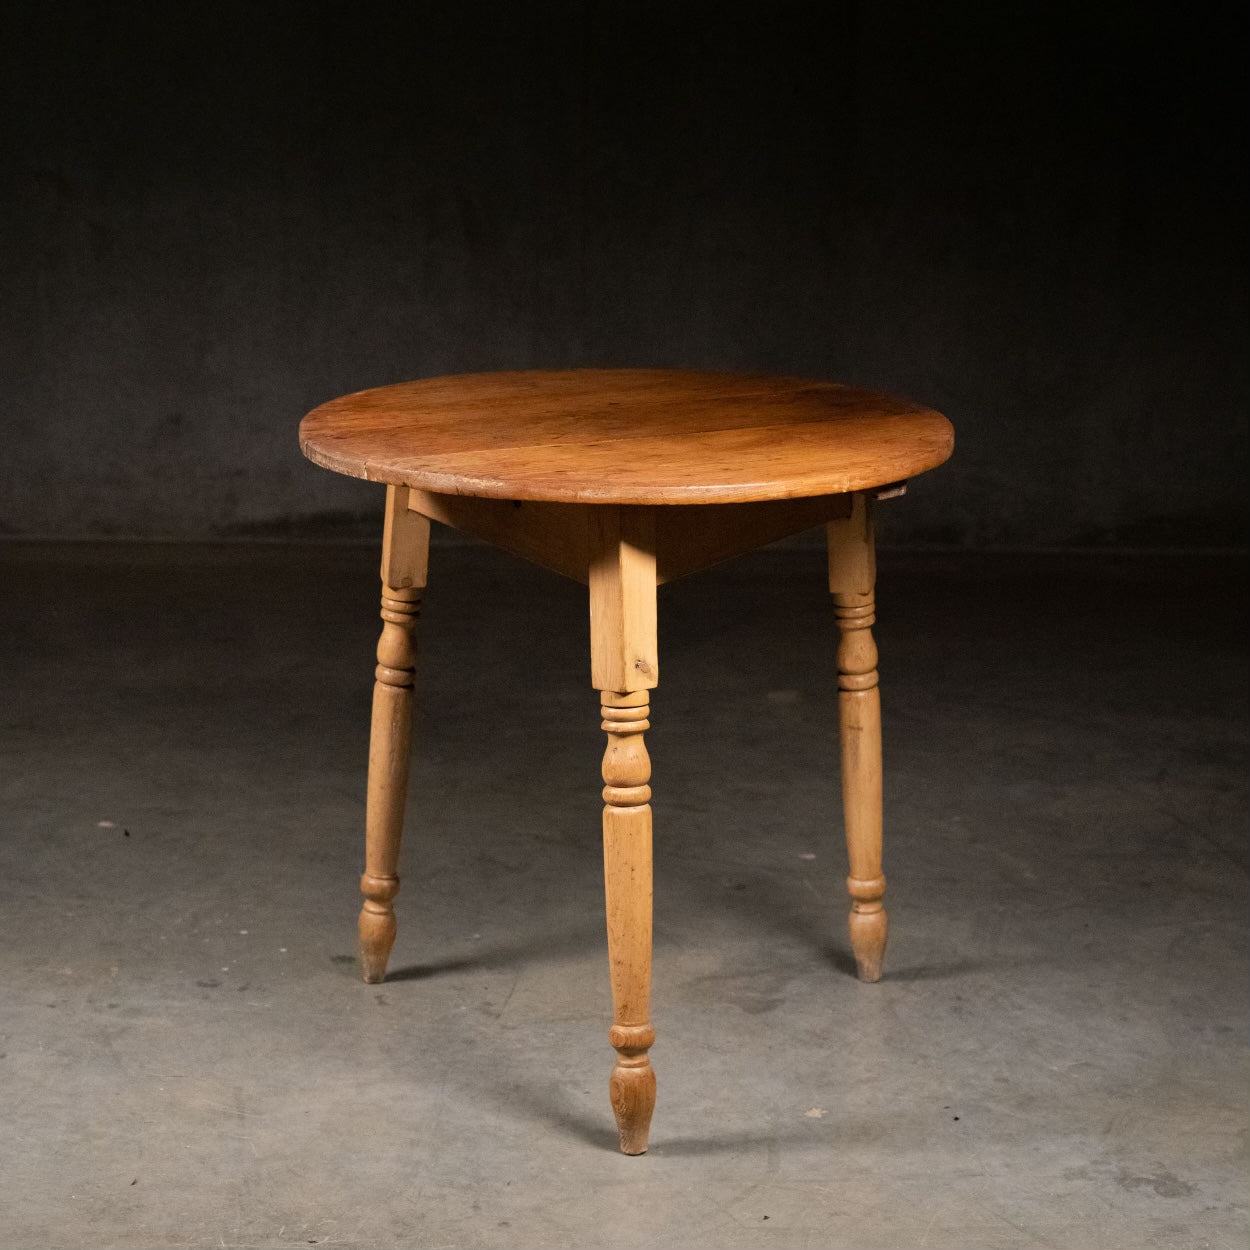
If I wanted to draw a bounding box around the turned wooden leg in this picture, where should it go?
[601,690,656,1154]
[828,494,887,982]
[360,486,430,984]
[589,505,658,1155]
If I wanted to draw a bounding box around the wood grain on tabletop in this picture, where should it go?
[299,369,953,504]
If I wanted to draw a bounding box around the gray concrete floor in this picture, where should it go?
[0,540,1246,1250]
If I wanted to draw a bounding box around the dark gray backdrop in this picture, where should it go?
[2,2,1245,545]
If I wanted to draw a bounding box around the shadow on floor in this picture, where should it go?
[329,922,607,983]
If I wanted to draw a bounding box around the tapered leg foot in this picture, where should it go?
[609,1024,657,1154]
[847,875,888,982]
[359,875,399,983]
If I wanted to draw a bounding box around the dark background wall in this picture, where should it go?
[1,2,1245,545]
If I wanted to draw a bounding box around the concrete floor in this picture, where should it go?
[0,540,1245,1250]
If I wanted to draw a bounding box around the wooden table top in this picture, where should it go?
[299,369,953,505]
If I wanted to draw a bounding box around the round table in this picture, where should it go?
[299,368,953,1154]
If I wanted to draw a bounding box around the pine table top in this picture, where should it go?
[299,369,953,505]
